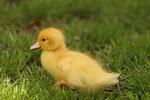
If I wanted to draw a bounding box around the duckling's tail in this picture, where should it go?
[95,73,119,92]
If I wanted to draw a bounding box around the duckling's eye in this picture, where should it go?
[42,38,46,41]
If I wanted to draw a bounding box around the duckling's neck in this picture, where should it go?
[54,44,67,52]
[44,44,68,56]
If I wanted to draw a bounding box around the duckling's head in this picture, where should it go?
[30,27,66,51]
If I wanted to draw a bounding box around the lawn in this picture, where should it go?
[0,0,150,99]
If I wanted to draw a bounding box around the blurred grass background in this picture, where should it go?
[0,0,150,99]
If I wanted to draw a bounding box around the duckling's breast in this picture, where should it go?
[41,51,66,81]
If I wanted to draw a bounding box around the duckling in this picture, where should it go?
[30,27,119,93]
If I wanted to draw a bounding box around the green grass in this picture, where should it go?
[0,0,150,99]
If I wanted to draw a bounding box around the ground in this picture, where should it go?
[0,0,150,99]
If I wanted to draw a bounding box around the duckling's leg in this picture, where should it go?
[54,80,77,90]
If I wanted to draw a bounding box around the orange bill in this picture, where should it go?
[30,42,41,50]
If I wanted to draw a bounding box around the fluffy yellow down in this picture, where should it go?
[30,27,119,93]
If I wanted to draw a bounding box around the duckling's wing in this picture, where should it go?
[57,57,73,72]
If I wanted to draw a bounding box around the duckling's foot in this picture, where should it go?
[54,80,77,90]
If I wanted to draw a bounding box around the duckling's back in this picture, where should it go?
[63,51,119,93]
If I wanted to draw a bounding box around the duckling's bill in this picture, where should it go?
[30,42,41,50]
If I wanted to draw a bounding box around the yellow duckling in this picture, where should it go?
[30,27,119,93]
